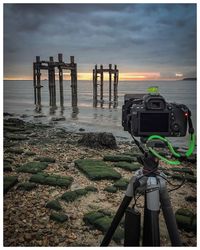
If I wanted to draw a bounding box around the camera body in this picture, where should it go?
[122,93,188,137]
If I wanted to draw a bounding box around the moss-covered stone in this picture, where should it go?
[5,148,24,154]
[4,162,12,172]
[103,155,136,162]
[185,196,196,203]
[50,212,68,223]
[17,161,49,174]
[104,186,117,193]
[114,161,141,171]
[175,208,196,232]
[4,126,24,132]
[61,186,97,202]
[5,133,28,140]
[46,200,62,211]
[24,151,37,156]
[34,157,56,163]
[74,159,121,180]
[113,178,129,190]
[185,175,196,183]
[85,186,98,192]
[17,182,37,191]
[83,211,124,243]
[171,174,196,183]
[30,173,73,188]
[4,175,18,194]
[171,167,194,175]
[83,211,104,225]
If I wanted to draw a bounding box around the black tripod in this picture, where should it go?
[100,142,182,246]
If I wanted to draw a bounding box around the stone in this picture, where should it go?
[83,211,124,243]
[171,167,194,175]
[46,200,62,211]
[114,161,141,171]
[103,155,136,162]
[78,132,117,149]
[4,162,12,172]
[4,175,18,194]
[34,157,56,163]
[5,133,28,141]
[5,148,24,154]
[74,159,121,180]
[17,161,49,174]
[30,173,73,188]
[113,178,129,190]
[175,208,196,233]
[185,196,197,203]
[17,182,37,191]
[24,151,37,156]
[104,186,117,193]
[61,186,97,202]
[50,212,68,223]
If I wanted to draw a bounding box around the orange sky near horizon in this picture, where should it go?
[4,71,182,81]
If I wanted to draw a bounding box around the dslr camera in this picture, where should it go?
[122,92,189,137]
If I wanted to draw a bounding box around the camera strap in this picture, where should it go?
[146,113,195,165]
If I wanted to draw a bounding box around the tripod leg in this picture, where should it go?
[159,177,182,246]
[100,195,132,246]
[143,177,160,246]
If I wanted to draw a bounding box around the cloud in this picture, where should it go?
[4,3,197,79]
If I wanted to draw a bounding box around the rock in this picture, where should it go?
[46,200,62,211]
[4,175,18,194]
[4,126,25,132]
[113,178,129,190]
[83,211,123,243]
[171,167,194,175]
[104,186,117,193]
[78,132,117,149]
[4,112,14,116]
[4,162,12,172]
[5,133,28,141]
[24,151,37,156]
[30,173,73,188]
[185,196,197,203]
[51,117,66,121]
[5,148,24,154]
[175,208,196,233]
[17,182,37,191]
[74,159,121,180]
[50,212,68,223]
[114,161,141,171]
[17,161,49,174]
[103,155,136,162]
[79,128,85,132]
[61,186,97,202]
[34,156,56,163]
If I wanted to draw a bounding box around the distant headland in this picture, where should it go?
[182,77,197,81]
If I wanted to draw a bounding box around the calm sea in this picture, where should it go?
[4,80,196,148]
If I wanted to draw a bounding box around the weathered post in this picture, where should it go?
[33,62,36,104]
[109,64,112,103]
[93,65,98,107]
[36,56,41,106]
[58,53,64,107]
[48,56,55,106]
[100,65,104,104]
[70,56,78,107]
[113,65,118,107]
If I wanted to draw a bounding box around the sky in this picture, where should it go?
[3,3,197,81]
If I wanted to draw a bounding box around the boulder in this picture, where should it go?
[78,132,117,149]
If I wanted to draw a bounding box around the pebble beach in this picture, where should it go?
[3,114,197,247]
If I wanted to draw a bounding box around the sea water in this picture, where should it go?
[4,80,196,148]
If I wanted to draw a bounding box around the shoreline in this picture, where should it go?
[3,116,197,246]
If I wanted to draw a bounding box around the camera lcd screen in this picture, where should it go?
[139,113,169,133]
